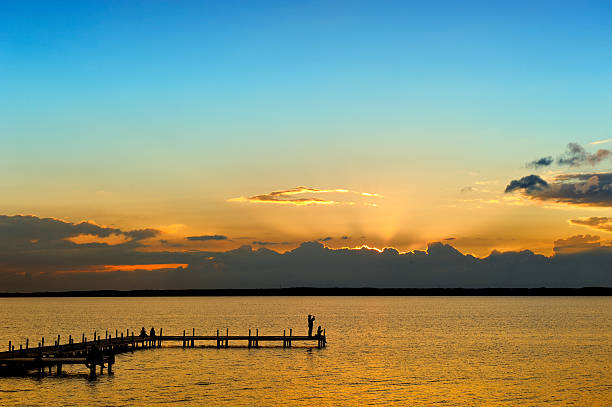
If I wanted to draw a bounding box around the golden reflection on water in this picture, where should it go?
[0,297,611,406]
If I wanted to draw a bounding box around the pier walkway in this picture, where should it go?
[0,328,327,379]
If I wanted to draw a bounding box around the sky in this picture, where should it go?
[1,1,612,289]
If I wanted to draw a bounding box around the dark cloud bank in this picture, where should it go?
[1,215,611,292]
[505,173,612,206]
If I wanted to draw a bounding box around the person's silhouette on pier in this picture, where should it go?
[308,315,315,337]
[139,327,147,337]
[149,327,156,337]
[316,325,322,337]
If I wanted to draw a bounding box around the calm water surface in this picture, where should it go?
[0,296,610,406]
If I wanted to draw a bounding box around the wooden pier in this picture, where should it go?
[0,328,326,379]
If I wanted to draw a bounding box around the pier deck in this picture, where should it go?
[0,328,327,379]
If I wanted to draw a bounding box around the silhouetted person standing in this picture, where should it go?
[149,327,156,337]
[139,327,147,337]
[316,325,322,337]
[308,315,315,337]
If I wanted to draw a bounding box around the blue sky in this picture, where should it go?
[1,0,611,256]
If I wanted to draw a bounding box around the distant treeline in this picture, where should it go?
[0,287,610,297]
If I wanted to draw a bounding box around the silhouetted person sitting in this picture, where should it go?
[139,327,147,337]
[316,326,322,337]
[308,315,315,337]
[149,327,156,337]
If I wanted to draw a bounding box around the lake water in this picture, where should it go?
[0,296,610,406]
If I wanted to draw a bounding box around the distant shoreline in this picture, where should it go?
[0,287,610,297]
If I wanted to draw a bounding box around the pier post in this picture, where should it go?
[26,338,29,349]
[191,328,195,348]
[108,353,115,374]
[283,330,286,348]
[69,335,72,347]
[159,328,162,347]
[57,335,60,349]
[216,329,220,349]
[42,337,44,348]
[121,332,123,342]
[82,333,85,343]
[289,329,292,347]
[8,340,11,352]
[225,328,229,348]
[89,363,96,380]
[57,363,62,375]
[248,329,251,349]
[182,330,186,348]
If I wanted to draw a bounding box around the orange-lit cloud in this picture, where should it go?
[102,264,188,272]
[569,217,612,232]
[228,186,381,206]
[553,234,603,254]
[66,233,130,245]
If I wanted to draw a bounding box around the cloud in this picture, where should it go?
[527,156,553,169]
[591,139,612,145]
[124,229,160,240]
[320,236,333,242]
[228,186,381,206]
[3,236,612,291]
[3,214,612,292]
[505,173,612,207]
[0,215,158,244]
[569,217,612,232]
[252,241,289,246]
[553,234,602,254]
[187,235,228,241]
[460,186,476,193]
[340,236,350,240]
[557,143,610,167]
[525,143,612,169]
[504,175,549,193]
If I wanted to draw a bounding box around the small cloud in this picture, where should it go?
[320,236,333,242]
[460,186,476,193]
[228,186,381,207]
[591,139,612,145]
[553,234,602,254]
[187,235,228,241]
[527,156,553,169]
[125,229,159,240]
[569,217,612,232]
[252,241,288,246]
[558,142,610,167]
[504,175,549,193]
